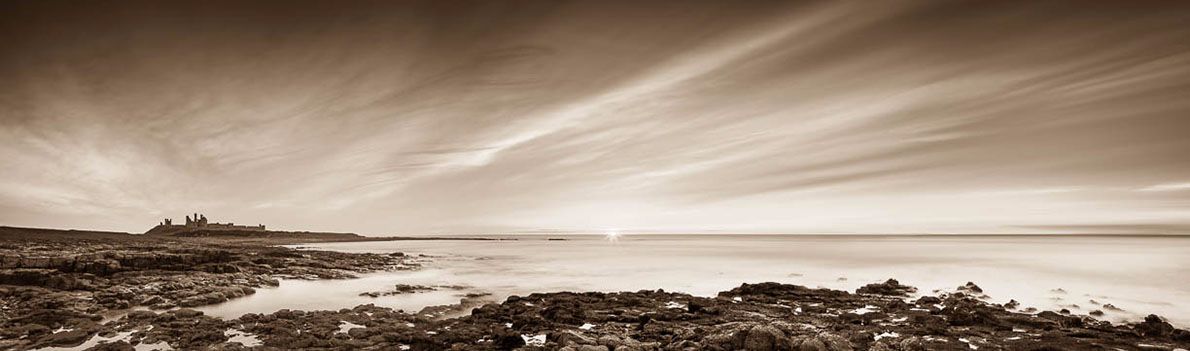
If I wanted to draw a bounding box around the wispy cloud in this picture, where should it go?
[2,0,1189,234]
[1139,183,1190,192]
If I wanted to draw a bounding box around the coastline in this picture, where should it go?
[1,227,1188,350]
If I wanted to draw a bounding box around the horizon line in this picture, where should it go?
[3,224,1188,238]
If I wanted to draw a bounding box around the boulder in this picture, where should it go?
[553,330,596,346]
[915,296,941,306]
[1134,314,1176,338]
[790,333,853,351]
[597,335,624,349]
[493,330,525,350]
[43,329,92,346]
[743,325,787,351]
[956,282,983,293]
[857,279,917,296]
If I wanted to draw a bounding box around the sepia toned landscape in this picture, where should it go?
[3,0,1190,350]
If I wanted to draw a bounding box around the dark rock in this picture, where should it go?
[943,299,1005,329]
[1003,299,1020,310]
[915,296,941,306]
[596,335,624,349]
[790,333,853,351]
[742,325,787,351]
[141,296,165,305]
[1135,314,1176,338]
[857,279,917,296]
[493,330,525,350]
[172,308,203,318]
[1037,310,1084,328]
[43,329,92,346]
[89,340,135,351]
[957,282,983,293]
[553,330,596,346]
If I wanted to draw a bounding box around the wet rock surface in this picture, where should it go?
[0,233,413,350]
[360,284,437,298]
[9,279,1189,350]
[856,279,917,297]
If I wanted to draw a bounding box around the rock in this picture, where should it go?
[857,279,917,296]
[393,284,432,293]
[0,269,55,287]
[127,310,157,320]
[141,295,165,305]
[909,314,948,334]
[1003,299,1019,309]
[791,333,853,351]
[915,296,941,306]
[553,330,596,346]
[743,325,787,351]
[597,335,624,349]
[347,327,371,339]
[173,308,203,318]
[796,338,828,351]
[957,282,983,293]
[359,284,434,298]
[1135,314,1176,338]
[43,329,92,346]
[46,274,94,290]
[89,340,135,351]
[943,299,1005,328]
[493,330,525,350]
[1037,310,1083,328]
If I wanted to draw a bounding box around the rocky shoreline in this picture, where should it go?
[1,229,1188,351]
[0,229,414,350]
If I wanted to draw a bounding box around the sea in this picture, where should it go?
[196,234,1190,327]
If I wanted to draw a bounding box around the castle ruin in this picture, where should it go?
[156,212,266,231]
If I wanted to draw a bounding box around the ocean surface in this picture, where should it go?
[197,235,1190,327]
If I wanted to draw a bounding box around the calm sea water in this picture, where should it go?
[197,235,1190,327]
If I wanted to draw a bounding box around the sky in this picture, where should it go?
[2,0,1190,235]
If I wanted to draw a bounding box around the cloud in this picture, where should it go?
[1,0,1189,234]
[1139,183,1190,192]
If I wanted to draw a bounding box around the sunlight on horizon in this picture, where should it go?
[604,230,622,243]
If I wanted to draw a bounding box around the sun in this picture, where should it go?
[604,230,621,242]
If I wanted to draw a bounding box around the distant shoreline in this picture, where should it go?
[0,225,501,246]
[4,225,1187,242]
